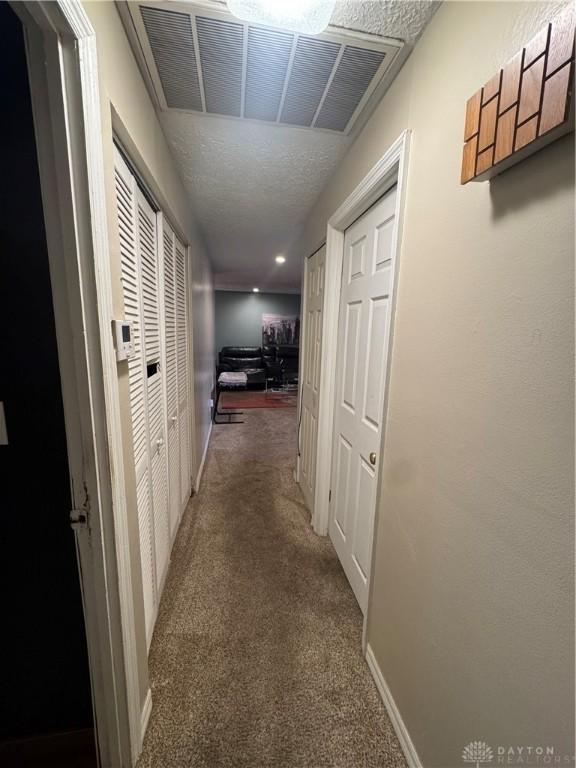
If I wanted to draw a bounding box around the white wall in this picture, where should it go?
[295,2,574,765]
[83,0,215,709]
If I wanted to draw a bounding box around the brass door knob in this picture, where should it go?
[369,452,377,466]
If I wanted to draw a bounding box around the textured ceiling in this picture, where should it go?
[161,112,348,290]
[332,0,439,44]
[151,1,439,291]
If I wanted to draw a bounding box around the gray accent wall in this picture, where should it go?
[215,290,301,352]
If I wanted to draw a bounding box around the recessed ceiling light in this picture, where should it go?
[227,0,336,35]
[253,287,260,293]
[275,255,286,264]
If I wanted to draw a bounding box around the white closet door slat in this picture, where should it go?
[175,236,191,507]
[151,438,169,590]
[136,188,170,590]
[138,197,161,367]
[163,228,178,421]
[162,219,181,538]
[115,148,193,646]
[115,148,157,646]
[136,469,156,640]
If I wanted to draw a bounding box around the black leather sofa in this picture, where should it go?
[218,345,299,388]
[218,346,267,386]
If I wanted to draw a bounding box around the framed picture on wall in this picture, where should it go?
[262,314,300,346]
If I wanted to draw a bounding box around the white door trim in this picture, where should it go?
[17,1,141,764]
[297,244,326,513]
[313,131,410,634]
[295,253,309,487]
[313,130,410,536]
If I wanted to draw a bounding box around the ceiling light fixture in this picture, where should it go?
[227,0,336,35]
[275,255,286,264]
[252,287,260,293]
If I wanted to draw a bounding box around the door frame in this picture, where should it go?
[295,254,309,487]
[13,1,139,764]
[295,243,325,501]
[312,130,410,630]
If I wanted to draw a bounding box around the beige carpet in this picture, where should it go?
[137,409,406,768]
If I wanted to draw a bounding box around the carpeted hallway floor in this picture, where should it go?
[137,408,406,768]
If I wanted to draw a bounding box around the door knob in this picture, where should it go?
[171,416,177,424]
[369,452,377,466]
[156,437,164,451]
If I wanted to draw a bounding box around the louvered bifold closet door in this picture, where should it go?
[114,148,156,644]
[161,219,181,539]
[137,188,170,595]
[175,236,191,507]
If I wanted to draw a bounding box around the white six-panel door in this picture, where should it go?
[299,244,326,512]
[329,185,397,614]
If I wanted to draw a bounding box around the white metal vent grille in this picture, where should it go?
[245,26,292,122]
[315,46,386,131]
[141,6,202,111]
[196,16,244,117]
[134,3,402,134]
[280,36,340,126]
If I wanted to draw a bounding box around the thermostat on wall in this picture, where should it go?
[112,319,135,361]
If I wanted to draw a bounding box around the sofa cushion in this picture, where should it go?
[220,356,262,371]
[218,346,267,387]
[220,346,261,359]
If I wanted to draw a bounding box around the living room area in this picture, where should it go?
[214,288,301,422]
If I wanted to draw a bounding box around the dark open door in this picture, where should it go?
[0,4,97,766]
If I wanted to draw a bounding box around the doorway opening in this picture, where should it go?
[328,184,399,614]
[0,4,96,766]
[299,132,410,633]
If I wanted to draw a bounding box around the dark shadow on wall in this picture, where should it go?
[489,133,575,221]
[0,4,96,762]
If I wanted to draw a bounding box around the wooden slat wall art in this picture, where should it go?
[461,5,575,183]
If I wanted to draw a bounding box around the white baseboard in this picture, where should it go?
[140,688,152,746]
[365,644,422,768]
[194,422,212,492]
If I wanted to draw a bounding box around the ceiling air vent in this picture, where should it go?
[196,16,244,116]
[140,6,202,111]
[245,26,293,122]
[130,2,402,134]
[279,36,340,127]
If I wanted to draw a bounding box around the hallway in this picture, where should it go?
[6,2,572,765]
[138,409,406,767]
